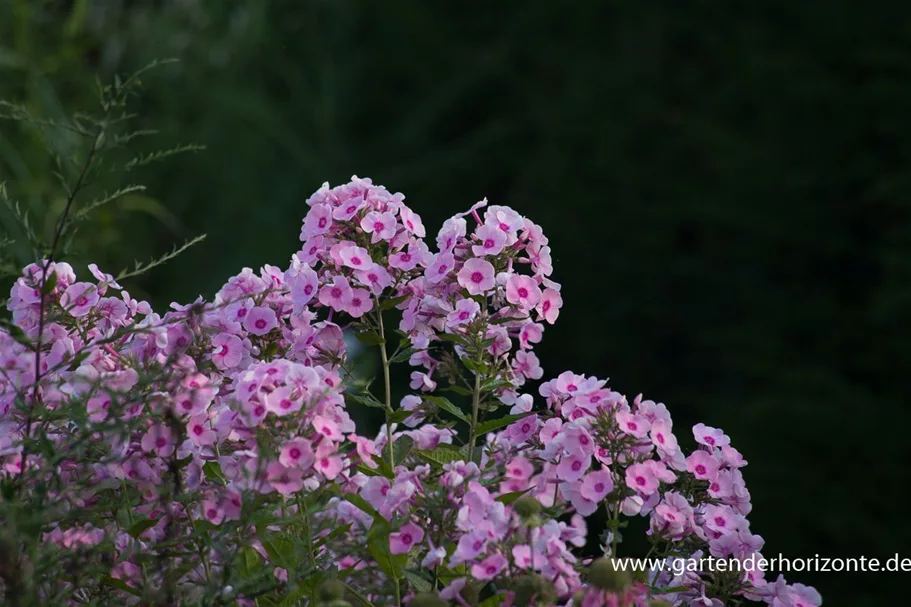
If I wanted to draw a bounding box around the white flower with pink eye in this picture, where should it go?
[211,333,243,370]
[651,420,679,456]
[355,265,393,295]
[279,437,314,469]
[445,298,480,330]
[286,259,318,307]
[471,553,508,581]
[425,252,456,284]
[580,469,613,502]
[346,288,373,318]
[302,203,332,238]
[505,275,542,309]
[626,463,660,496]
[693,423,731,449]
[311,415,342,442]
[243,306,278,336]
[399,206,426,237]
[266,462,304,496]
[361,210,397,243]
[617,409,652,438]
[187,414,216,447]
[556,449,591,482]
[389,522,424,555]
[537,288,563,324]
[265,385,302,417]
[141,424,176,457]
[457,258,495,295]
[471,224,507,256]
[318,275,353,311]
[61,282,99,317]
[338,245,375,271]
[687,450,720,481]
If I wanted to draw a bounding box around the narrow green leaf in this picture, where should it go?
[414,447,464,467]
[202,461,226,484]
[496,488,532,505]
[424,395,470,423]
[355,331,386,346]
[101,575,142,597]
[403,569,433,592]
[380,294,409,310]
[389,346,416,363]
[41,270,58,295]
[345,392,386,409]
[475,412,535,436]
[445,385,473,397]
[126,518,157,538]
[394,435,414,465]
[367,520,405,580]
[462,358,489,375]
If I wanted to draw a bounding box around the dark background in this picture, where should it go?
[2,1,909,603]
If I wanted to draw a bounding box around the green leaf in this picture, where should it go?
[355,331,386,346]
[202,461,226,484]
[496,488,532,505]
[389,347,416,364]
[367,520,406,580]
[101,575,142,597]
[445,385,473,397]
[238,546,262,577]
[345,392,386,409]
[376,454,396,479]
[340,491,381,519]
[481,378,515,393]
[424,395,470,423]
[403,568,433,593]
[356,463,384,477]
[260,535,295,568]
[126,518,158,538]
[389,408,417,423]
[475,412,534,436]
[41,270,58,295]
[380,294,410,310]
[394,435,414,465]
[462,358,489,375]
[0,321,31,348]
[480,592,509,606]
[438,332,466,345]
[313,522,352,549]
[415,447,464,467]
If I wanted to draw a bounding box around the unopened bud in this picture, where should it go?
[316,579,346,602]
[587,557,631,591]
[513,495,542,520]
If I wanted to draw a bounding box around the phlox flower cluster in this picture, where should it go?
[0,177,819,607]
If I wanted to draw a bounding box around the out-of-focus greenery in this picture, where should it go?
[2,1,910,602]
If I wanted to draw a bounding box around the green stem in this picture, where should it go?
[468,365,482,462]
[611,501,620,558]
[377,312,395,469]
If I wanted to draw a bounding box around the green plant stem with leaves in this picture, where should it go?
[467,353,484,463]
[374,310,401,606]
[376,311,395,471]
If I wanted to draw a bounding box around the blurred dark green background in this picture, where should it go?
[2,1,909,603]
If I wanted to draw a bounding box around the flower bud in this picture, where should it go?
[513,495,542,519]
[513,574,556,606]
[316,579,346,602]
[586,557,631,592]
[408,592,449,607]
